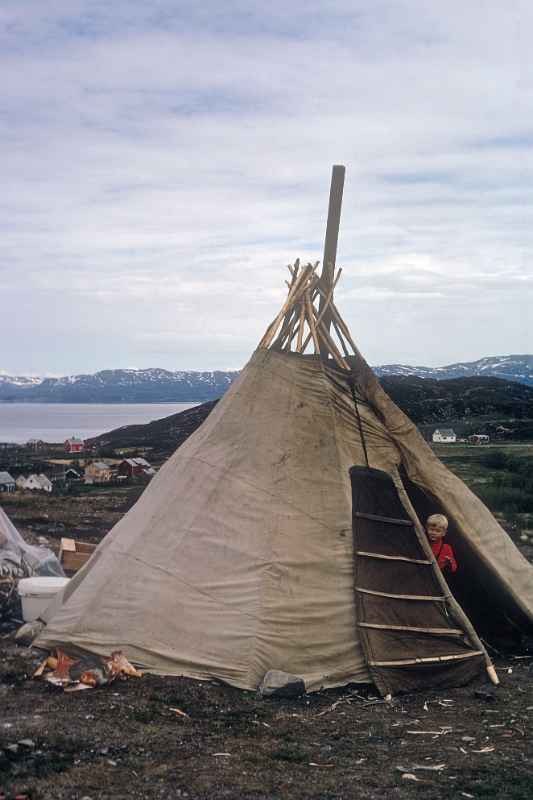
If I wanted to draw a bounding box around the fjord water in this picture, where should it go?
[0,402,199,444]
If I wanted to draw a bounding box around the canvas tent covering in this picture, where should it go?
[37,261,533,695]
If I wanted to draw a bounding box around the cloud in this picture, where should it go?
[1,1,532,373]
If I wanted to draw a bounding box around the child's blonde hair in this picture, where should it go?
[427,513,448,530]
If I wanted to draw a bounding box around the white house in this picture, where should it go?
[23,473,53,492]
[0,471,16,493]
[432,428,457,443]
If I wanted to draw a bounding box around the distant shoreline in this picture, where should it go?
[0,401,199,444]
[0,399,206,405]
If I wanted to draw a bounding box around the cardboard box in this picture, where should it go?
[59,537,97,575]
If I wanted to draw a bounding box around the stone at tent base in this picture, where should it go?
[15,620,45,646]
[258,670,306,698]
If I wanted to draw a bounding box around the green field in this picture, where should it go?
[432,442,533,539]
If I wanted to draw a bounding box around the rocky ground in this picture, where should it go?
[1,644,532,800]
[1,489,532,799]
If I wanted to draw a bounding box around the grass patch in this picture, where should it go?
[473,450,533,513]
[474,484,533,514]
[434,445,533,517]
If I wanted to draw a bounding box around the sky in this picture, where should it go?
[1,1,532,376]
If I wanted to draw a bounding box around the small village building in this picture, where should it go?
[495,425,513,439]
[84,461,114,484]
[23,473,53,492]
[0,471,16,493]
[432,428,457,443]
[118,457,155,479]
[15,475,28,490]
[65,436,84,454]
[27,438,46,451]
[469,434,490,445]
[50,467,81,485]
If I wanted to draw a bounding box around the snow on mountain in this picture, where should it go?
[374,355,533,386]
[0,374,43,388]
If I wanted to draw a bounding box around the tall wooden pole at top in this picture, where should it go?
[319,165,345,337]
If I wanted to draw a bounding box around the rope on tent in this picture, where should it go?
[349,376,370,468]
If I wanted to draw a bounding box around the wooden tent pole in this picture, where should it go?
[319,165,345,338]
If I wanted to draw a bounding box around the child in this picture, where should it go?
[426,514,457,573]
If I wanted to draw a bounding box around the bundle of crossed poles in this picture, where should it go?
[259,260,360,372]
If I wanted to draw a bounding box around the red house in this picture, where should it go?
[65,436,84,454]
[118,457,154,479]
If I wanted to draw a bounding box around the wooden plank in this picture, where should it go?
[295,302,306,352]
[276,261,303,347]
[304,289,321,355]
[358,622,464,635]
[332,317,350,358]
[354,511,413,527]
[319,165,345,335]
[315,283,360,355]
[356,551,431,565]
[273,306,299,350]
[355,587,446,601]
[283,310,299,351]
[368,651,483,667]
[315,317,349,370]
[301,269,342,353]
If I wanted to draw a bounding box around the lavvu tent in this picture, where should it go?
[37,169,533,696]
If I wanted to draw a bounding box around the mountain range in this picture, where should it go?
[0,354,532,403]
[0,368,239,403]
[374,355,533,384]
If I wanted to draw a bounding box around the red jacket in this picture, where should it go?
[431,541,458,573]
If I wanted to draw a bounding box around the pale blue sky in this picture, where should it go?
[1,1,532,375]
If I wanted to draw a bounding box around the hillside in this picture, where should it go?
[86,375,533,459]
[379,374,533,424]
[87,401,218,458]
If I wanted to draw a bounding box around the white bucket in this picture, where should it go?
[17,577,70,622]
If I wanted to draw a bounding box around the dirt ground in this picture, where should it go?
[1,489,533,799]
